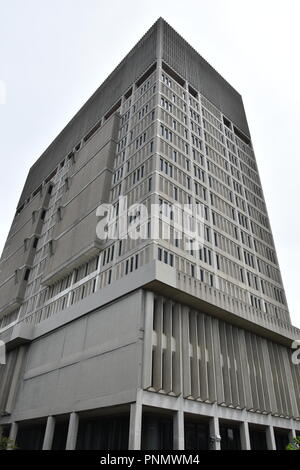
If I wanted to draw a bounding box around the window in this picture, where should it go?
[191,264,195,277]
[158,248,174,267]
[173,186,178,201]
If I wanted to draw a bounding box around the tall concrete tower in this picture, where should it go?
[0,18,299,450]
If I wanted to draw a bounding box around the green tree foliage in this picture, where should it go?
[286,436,300,450]
[0,426,17,450]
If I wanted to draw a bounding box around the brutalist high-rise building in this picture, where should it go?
[0,18,299,450]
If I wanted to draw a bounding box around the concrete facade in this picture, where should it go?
[0,18,299,450]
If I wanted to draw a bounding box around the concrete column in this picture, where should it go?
[209,416,221,450]
[240,421,251,450]
[173,409,185,450]
[288,428,296,443]
[152,297,163,391]
[65,412,79,450]
[7,422,18,450]
[128,403,142,450]
[66,271,77,307]
[142,290,154,389]
[266,425,276,450]
[42,416,56,450]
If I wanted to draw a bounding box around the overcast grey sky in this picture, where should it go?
[0,0,299,327]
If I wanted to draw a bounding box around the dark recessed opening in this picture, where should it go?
[233,126,251,147]
[249,426,268,450]
[41,209,46,221]
[124,87,133,99]
[45,169,57,184]
[105,99,122,121]
[162,62,185,87]
[185,416,209,450]
[24,268,30,281]
[223,116,231,129]
[220,422,241,450]
[274,428,290,450]
[33,237,39,249]
[76,413,129,450]
[16,203,24,216]
[135,63,157,88]
[84,120,102,143]
[16,421,46,450]
[32,184,43,198]
[75,142,81,151]
[48,184,53,195]
[52,418,69,450]
[141,412,173,450]
[188,85,197,98]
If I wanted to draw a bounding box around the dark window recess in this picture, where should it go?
[16,203,24,216]
[41,209,46,221]
[16,422,46,450]
[135,62,157,88]
[48,184,54,195]
[75,142,81,151]
[45,169,57,184]
[141,414,173,450]
[223,116,231,129]
[249,428,268,450]
[124,87,133,99]
[274,429,290,450]
[185,420,209,450]
[33,237,39,249]
[84,120,102,142]
[76,414,129,450]
[24,268,31,281]
[32,184,43,197]
[233,126,251,147]
[52,419,69,450]
[105,99,122,121]
[220,424,241,450]
[67,151,75,161]
[188,85,197,98]
[162,62,185,87]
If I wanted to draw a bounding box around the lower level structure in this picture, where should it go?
[0,262,300,450]
[2,391,299,450]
